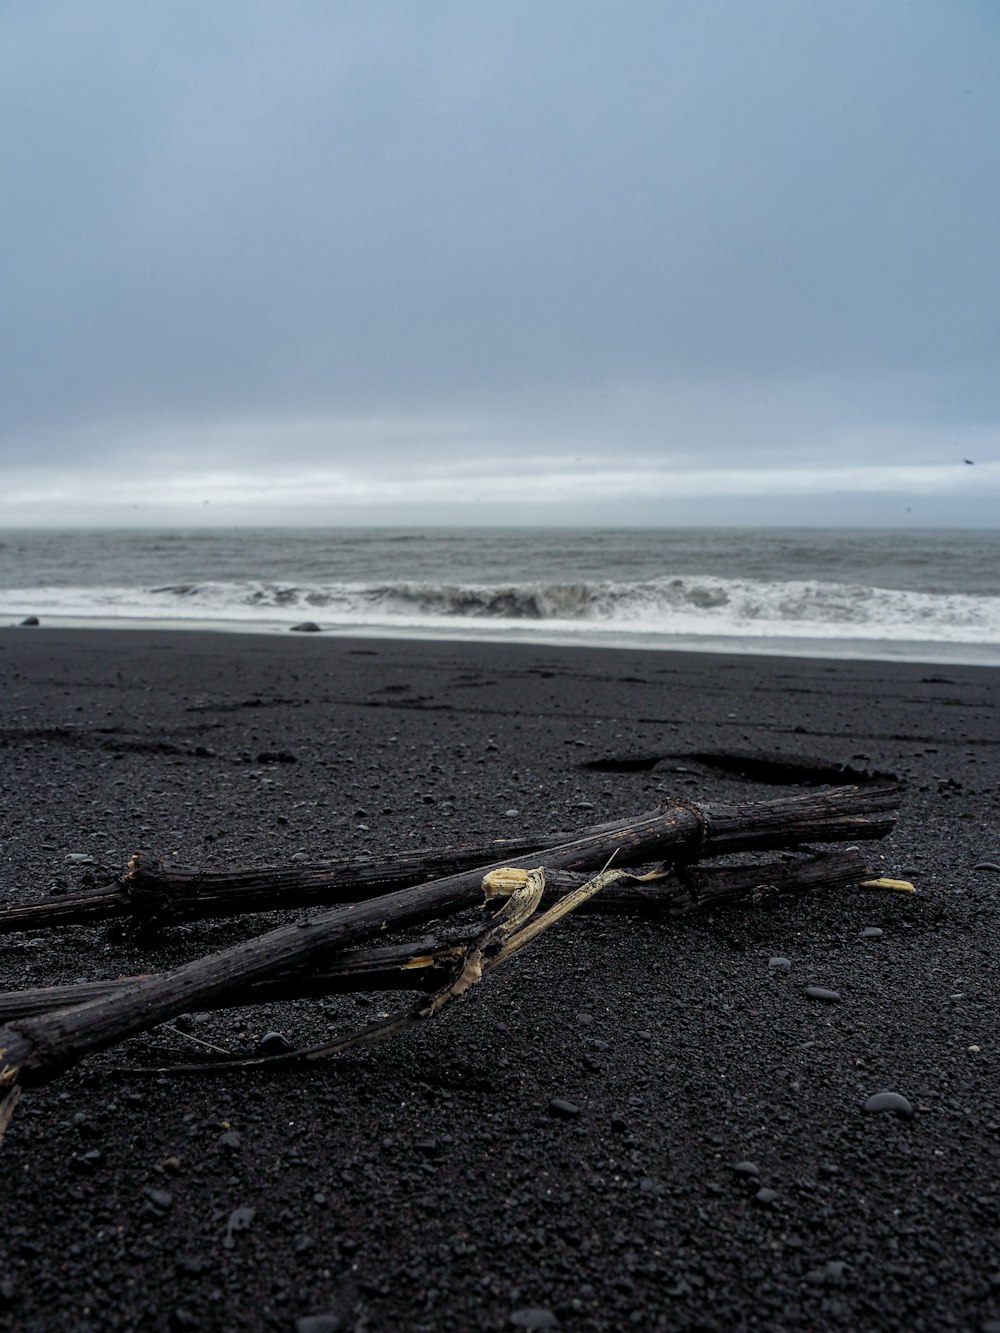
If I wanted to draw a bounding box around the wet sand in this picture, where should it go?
[1,627,999,1332]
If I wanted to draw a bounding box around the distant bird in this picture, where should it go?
[964,458,974,465]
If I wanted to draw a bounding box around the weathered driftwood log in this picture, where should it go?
[0,830,595,935]
[129,851,914,1077]
[0,786,899,936]
[0,787,899,1103]
[0,849,888,1023]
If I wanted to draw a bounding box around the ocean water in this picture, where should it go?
[1,527,998,665]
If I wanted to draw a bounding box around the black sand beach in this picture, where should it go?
[1,627,999,1333]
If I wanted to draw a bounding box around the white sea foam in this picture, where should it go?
[3,528,998,663]
[4,573,1000,650]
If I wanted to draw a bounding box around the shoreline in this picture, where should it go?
[5,616,1000,668]
[1,628,999,1331]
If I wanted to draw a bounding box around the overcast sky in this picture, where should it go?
[1,0,998,527]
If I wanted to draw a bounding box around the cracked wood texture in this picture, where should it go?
[0,787,898,1093]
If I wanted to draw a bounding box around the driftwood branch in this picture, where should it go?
[0,830,598,935]
[0,787,899,936]
[0,849,883,1023]
[0,787,902,1125]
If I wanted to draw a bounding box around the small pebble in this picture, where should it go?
[805,987,841,1003]
[70,1149,105,1174]
[509,1309,558,1331]
[755,1187,778,1205]
[258,1030,294,1055]
[65,853,95,864]
[295,1316,342,1333]
[548,1098,581,1120]
[860,927,883,938]
[217,1130,242,1152]
[143,1187,174,1212]
[223,1206,256,1249]
[731,1160,759,1178]
[807,1260,847,1285]
[768,956,791,973]
[862,1091,915,1120]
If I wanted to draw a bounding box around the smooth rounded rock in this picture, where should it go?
[547,1098,581,1120]
[862,1091,915,1120]
[143,1188,174,1211]
[295,1316,342,1333]
[258,1030,293,1054]
[768,956,791,973]
[731,1160,759,1178]
[805,986,841,1003]
[509,1309,557,1331]
[860,927,884,938]
[290,621,321,633]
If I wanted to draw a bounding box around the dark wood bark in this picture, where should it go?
[0,849,870,1022]
[0,831,588,935]
[0,786,898,935]
[0,811,694,935]
[0,788,898,1091]
[0,889,129,934]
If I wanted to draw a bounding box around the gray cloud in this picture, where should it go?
[1,0,998,523]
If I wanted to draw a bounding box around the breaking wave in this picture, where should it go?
[6,574,1000,649]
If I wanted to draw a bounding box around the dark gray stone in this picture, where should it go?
[295,1316,342,1333]
[259,1030,294,1055]
[143,1188,174,1211]
[862,1091,915,1120]
[509,1309,558,1331]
